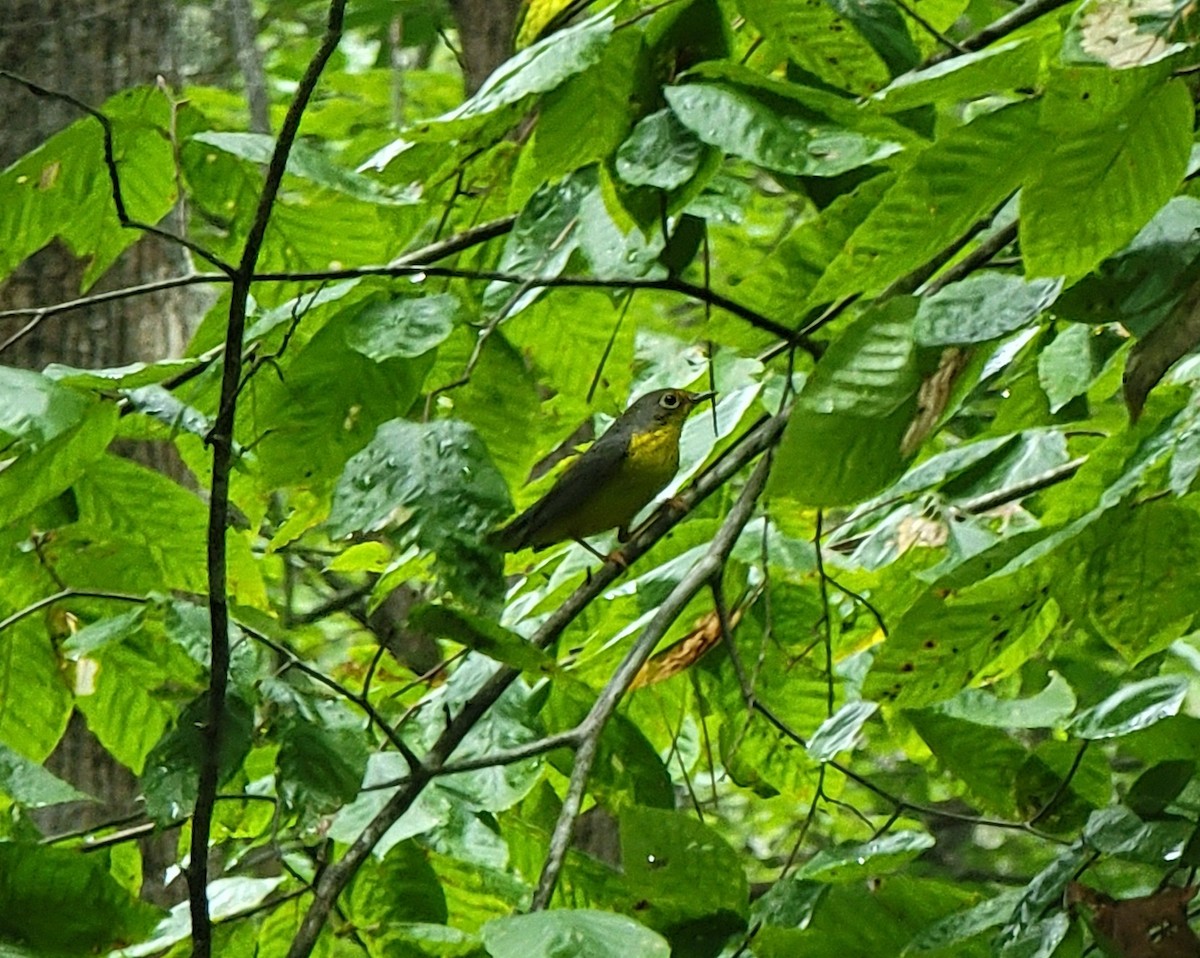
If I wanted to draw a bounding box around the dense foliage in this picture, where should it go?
[2,0,1200,955]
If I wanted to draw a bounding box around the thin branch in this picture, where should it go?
[925,0,1077,65]
[531,449,775,909]
[191,4,346,956]
[0,71,234,273]
[0,589,147,635]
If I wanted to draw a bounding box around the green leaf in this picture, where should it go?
[0,401,117,528]
[328,418,512,609]
[616,109,705,190]
[930,672,1076,729]
[410,604,553,672]
[0,366,90,447]
[1070,675,1190,740]
[142,693,255,822]
[906,711,1028,816]
[913,274,1062,346]
[0,742,91,808]
[346,840,449,937]
[813,100,1040,301]
[902,891,1023,954]
[664,82,902,178]
[483,910,670,958]
[1080,501,1200,658]
[192,132,419,204]
[737,0,893,94]
[344,292,458,362]
[806,700,878,761]
[0,86,175,286]
[771,298,921,506]
[1082,805,1193,864]
[1022,75,1193,279]
[442,11,614,123]
[620,806,748,944]
[276,699,371,816]
[43,357,205,392]
[1126,759,1194,817]
[795,831,935,883]
[0,617,74,763]
[1038,324,1097,412]
[873,41,1046,112]
[994,912,1070,958]
[0,843,161,953]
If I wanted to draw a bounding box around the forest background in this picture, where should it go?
[2,0,1200,956]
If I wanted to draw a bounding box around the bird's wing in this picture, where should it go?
[495,428,628,551]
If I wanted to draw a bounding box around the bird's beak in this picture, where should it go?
[688,391,716,406]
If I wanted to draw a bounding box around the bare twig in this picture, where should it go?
[924,0,1076,65]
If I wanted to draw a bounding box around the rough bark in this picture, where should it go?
[0,0,193,906]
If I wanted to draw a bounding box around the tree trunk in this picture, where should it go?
[448,0,521,94]
[0,0,193,906]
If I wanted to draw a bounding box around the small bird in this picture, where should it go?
[495,388,714,554]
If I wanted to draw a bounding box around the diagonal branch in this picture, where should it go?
[531,447,776,909]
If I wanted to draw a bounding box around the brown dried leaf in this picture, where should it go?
[1124,274,1200,422]
[631,604,745,690]
[1068,881,1199,958]
[901,347,971,456]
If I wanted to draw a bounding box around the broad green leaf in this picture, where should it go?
[865,575,1049,708]
[0,366,89,447]
[1022,75,1192,278]
[483,910,670,958]
[906,711,1028,816]
[616,109,705,190]
[442,11,614,123]
[44,357,206,392]
[0,843,161,953]
[119,385,213,439]
[191,131,419,204]
[994,912,1070,958]
[510,29,646,207]
[997,845,1091,948]
[344,292,458,362]
[328,418,512,609]
[1037,324,1097,412]
[54,454,265,605]
[275,699,371,816]
[795,831,935,883]
[620,806,749,943]
[0,402,117,529]
[873,41,1046,112]
[345,840,449,938]
[0,86,175,287]
[771,298,921,506]
[664,82,902,178]
[1082,805,1193,863]
[1078,501,1200,658]
[813,100,1040,301]
[737,0,893,94]
[756,876,981,958]
[141,693,255,822]
[913,274,1062,346]
[806,700,878,761]
[902,890,1023,954]
[410,604,553,672]
[0,617,73,763]
[930,672,1076,729]
[1070,675,1190,740]
[1126,759,1194,817]
[0,742,91,808]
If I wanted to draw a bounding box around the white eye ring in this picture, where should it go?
[660,392,680,409]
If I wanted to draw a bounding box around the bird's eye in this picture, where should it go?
[660,392,680,409]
